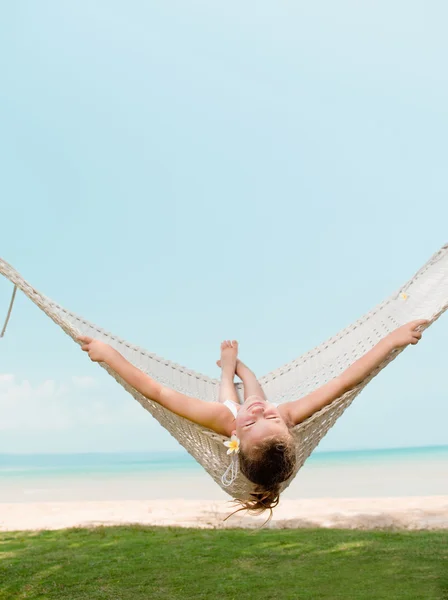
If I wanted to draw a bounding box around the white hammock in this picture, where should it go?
[1,245,447,500]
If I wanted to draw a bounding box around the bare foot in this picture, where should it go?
[218,340,238,375]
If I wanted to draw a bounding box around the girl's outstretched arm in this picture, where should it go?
[77,336,227,434]
[282,320,428,426]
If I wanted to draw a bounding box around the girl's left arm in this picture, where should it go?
[77,336,227,434]
[282,319,428,426]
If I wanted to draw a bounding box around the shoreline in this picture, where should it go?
[1,496,447,531]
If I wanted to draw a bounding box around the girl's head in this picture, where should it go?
[233,396,290,447]
[231,396,297,518]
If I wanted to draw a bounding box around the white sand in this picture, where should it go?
[1,496,447,531]
[2,453,446,531]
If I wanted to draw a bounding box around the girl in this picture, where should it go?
[77,319,427,515]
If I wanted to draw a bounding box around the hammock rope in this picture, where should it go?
[1,244,447,499]
[1,285,17,338]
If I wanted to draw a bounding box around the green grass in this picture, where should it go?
[0,526,447,600]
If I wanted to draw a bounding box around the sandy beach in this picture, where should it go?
[1,496,447,531]
[1,448,447,532]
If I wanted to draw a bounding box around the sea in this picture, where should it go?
[0,446,447,503]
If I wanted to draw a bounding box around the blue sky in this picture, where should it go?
[0,1,447,454]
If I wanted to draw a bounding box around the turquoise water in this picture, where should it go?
[1,445,447,480]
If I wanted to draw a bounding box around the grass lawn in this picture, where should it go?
[0,526,447,599]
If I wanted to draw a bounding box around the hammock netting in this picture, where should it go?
[1,244,447,500]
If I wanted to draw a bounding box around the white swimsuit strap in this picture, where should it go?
[223,399,239,419]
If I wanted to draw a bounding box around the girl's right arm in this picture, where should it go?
[282,319,428,427]
[77,336,228,434]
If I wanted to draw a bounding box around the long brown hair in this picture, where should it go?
[226,433,297,522]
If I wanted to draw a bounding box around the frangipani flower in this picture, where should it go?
[224,434,240,455]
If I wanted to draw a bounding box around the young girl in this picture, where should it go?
[77,319,427,514]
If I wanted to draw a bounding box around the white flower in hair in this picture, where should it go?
[224,434,240,455]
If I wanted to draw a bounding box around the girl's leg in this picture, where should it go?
[218,340,239,404]
[236,359,266,401]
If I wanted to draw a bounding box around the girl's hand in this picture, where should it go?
[77,336,116,363]
[388,319,429,349]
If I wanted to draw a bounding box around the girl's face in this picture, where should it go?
[233,397,289,449]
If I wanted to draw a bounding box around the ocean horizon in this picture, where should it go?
[1,444,447,479]
[1,445,446,502]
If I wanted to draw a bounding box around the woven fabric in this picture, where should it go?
[1,244,447,499]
